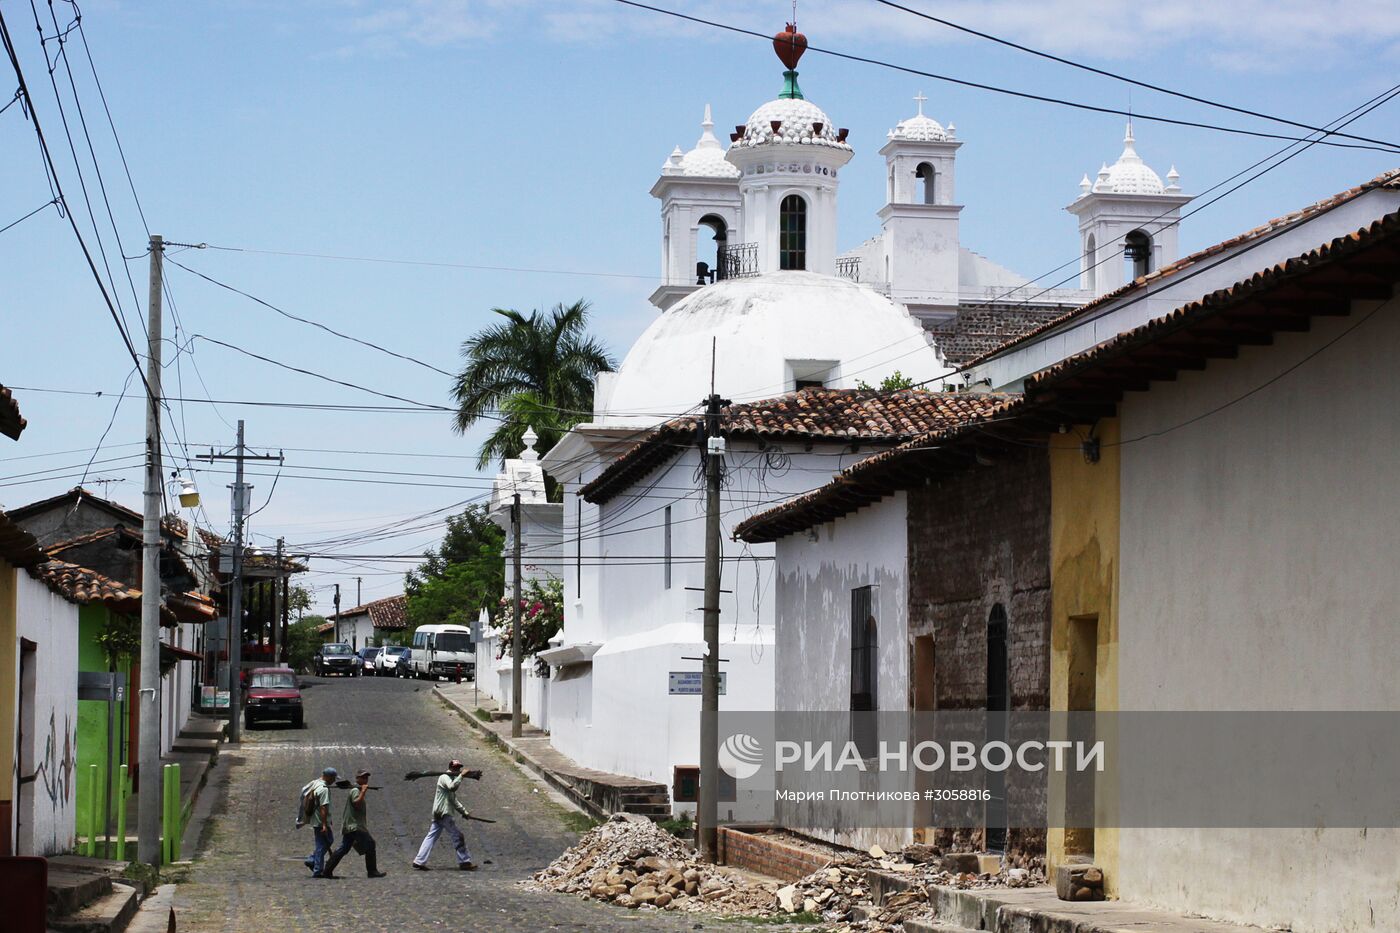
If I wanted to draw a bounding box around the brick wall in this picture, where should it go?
[906,446,1051,867]
[718,827,833,882]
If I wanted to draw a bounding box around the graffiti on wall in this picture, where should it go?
[37,711,76,810]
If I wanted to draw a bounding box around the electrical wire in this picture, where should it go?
[871,0,1400,152]
[608,0,1400,154]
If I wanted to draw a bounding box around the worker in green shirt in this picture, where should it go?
[411,759,477,871]
[324,769,387,879]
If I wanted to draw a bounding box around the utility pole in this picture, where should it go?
[333,584,341,643]
[510,492,523,738]
[698,390,727,862]
[356,576,362,608]
[202,425,280,743]
[136,234,164,866]
[273,537,285,665]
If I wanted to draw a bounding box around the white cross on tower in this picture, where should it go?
[913,91,928,116]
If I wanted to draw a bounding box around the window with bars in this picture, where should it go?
[851,585,878,758]
[779,194,807,271]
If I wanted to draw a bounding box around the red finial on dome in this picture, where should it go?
[773,22,807,70]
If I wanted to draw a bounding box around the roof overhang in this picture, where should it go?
[0,384,26,440]
[536,642,601,666]
[737,207,1400,543]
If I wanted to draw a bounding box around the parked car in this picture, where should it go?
[244,667,304,728]
[395,649,414,678]
[357,646,382,675]
[375,645,408,675]
[314,642,359,677]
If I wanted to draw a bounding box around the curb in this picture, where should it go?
[433,687,608,822]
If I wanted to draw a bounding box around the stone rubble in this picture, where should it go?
[530,814,1046,928]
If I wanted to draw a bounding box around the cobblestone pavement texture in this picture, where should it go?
[176,674,768,931]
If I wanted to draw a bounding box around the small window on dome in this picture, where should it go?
[916,162,937,204]
[780,194,807,271]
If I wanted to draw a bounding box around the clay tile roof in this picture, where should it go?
[581,387,1014,505]
[32,559,141,607]
[196,527,225,550]
[0,384,26,440]
[0,509,45,567]
[340,594,408,630]
[965,167,1400,368]
[45,524,142,554]
[736,202,1400,544]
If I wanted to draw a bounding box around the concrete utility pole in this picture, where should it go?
[273,537,285,664]
[202,424,280,743]
[356,576,362,608]
[510,492,523,738]
[333,584,341,643]
[136,234,164,866]
[698,390,727,862]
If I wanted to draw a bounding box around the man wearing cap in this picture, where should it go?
[324,769,387,879]
[300,767,337,878]
[411,759,477,871]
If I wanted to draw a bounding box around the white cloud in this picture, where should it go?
[319,0,1400,71]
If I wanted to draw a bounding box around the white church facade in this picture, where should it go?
[533,24,1190,804]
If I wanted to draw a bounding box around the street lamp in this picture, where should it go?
[168,472,201,508]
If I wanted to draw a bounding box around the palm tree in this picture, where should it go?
[452,301,616,475]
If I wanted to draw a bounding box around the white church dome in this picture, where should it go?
[732,97,850,151]
[888,94,949,142]
[662,105,741,179]
[1092,123,1167,195]
[600,272,947,423]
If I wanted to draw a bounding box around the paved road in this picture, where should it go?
[176,673,755,932]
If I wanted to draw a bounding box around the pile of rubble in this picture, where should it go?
[532,814,1044,925]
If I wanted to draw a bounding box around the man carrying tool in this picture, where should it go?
[299,767,337,879]
[411,759,477,871]
[324,769,387,879]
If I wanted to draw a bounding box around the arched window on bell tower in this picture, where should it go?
[916,162,937,204]
[779,194,807,271]
[1084,232,1097,293]
[1124,229,1153,281]
[697,214,729,283]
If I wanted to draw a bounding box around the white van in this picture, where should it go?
[408,624,475,681]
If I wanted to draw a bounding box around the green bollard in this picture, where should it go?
[116,764,128,862]
[161,764,172,864]
[86,764,98,856]
[169,763,182,862]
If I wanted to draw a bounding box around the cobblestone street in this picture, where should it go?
[175,675,762,932]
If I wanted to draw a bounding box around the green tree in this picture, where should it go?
[855,370,921,392]
[405,504,505,636]
[451,301,616,483]
[286,614,327,673]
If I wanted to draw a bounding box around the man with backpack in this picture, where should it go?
[323,769,387,879]
[411,759,477,871]
[299,766,337,878]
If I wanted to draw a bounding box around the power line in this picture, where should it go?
[871,0,1400,152]
[166,256,457,378]
[608,0,1400,154]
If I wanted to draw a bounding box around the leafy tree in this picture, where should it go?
[855,370,921,392]
[405,504,505,636]
[286,614,327,673]
[451,301,616,487]
[288,584,314,619]
[495,577,564,661]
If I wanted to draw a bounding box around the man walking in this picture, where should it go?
[325,769,387,879]
[411,759,477,871]
[300,767,336,879]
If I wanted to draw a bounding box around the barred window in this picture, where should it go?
[779,195,807,271]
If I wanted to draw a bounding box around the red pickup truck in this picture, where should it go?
[244,667,304,729]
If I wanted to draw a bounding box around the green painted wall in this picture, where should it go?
[75,604,131,844]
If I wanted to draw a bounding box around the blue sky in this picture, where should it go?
[1,0,1397,612]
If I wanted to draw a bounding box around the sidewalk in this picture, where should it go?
[436,683,671,821]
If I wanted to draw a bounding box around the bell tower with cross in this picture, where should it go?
[878,91,964,322]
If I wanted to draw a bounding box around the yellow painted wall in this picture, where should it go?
[1047,418,1120,896]
[0,560,16,841]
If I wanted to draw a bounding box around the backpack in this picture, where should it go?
[296,782,318,828]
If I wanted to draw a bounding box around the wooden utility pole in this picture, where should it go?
[333,584,341,642]
[273,537,285,664]
[201,425,280,742]
[136,234,164,866]
[356,576,362,607]
[698,390,727,862]
[510,492,523,738]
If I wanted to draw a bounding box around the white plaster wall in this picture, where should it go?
[773,492,912,852]
[14,572,79,856]
[976,188,1400,389]
[1117,296,1400,932]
